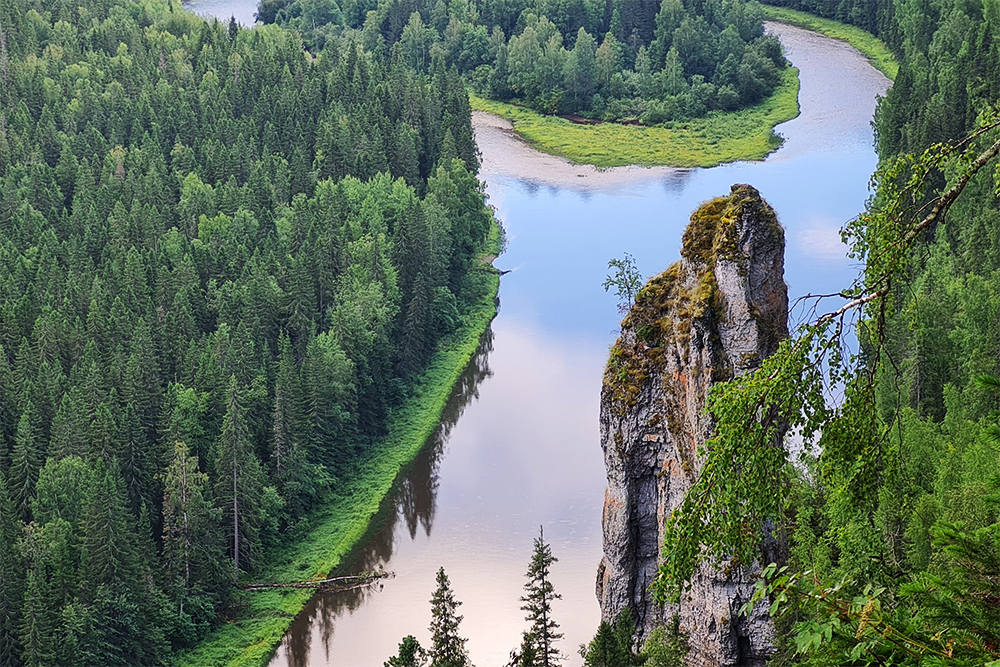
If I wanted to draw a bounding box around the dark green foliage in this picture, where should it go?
[161,441,219,599]
[517,527,563,667]
[580,609,642,667]
[386,635,429,667]
[271,0,787,121]
[18,525,56,667]
[0,0,496,658]
[428,567,472,667]
[81,459,139,592]
[0,472,24,667]
[214,377,263,575]
[9,412,42,522]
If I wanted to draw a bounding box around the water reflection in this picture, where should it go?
[253,21,891,667]
[274,330,494,667]
[182,0,259,26]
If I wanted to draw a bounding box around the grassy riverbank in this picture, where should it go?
[760,5,898,80]
[470,66,799,168]
[174,226,502,667]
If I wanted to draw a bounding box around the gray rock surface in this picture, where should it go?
[597,184,788,666]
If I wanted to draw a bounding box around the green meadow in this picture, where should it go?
[471,67,801,169]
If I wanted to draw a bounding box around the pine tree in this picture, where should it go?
[162,440,214,597]
[9,410,42,522]
[519,527,563,667]
[214,376,263,575]
[428,567,472,667]
[18,525,55,667]
[0,471,23,667]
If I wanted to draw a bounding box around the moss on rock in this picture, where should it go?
[602,184,782,416]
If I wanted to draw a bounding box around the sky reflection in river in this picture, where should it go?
[182,0,259,26]
[265,21,890,667]
[270,322,608,667]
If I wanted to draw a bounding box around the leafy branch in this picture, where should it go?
[603,253,644,314]
[653,108,1000,603]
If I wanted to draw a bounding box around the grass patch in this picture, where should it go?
[760,5,898,80]
[173,224,502,667]
[470,67,799,168]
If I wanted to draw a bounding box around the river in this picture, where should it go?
[175,5,890,664]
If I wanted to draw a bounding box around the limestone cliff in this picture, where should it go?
[596,184,788,666]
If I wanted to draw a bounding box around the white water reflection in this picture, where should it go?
[258,20,890,667]
[269,321,608,667]
[182,0,258,26]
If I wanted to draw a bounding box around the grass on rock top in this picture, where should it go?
[603,186,780,414]
[471,66,800,169]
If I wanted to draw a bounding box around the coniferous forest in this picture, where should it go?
[0,0,496,662]
[645,0,1000,663]
[263,0,790,122]
[1,0,1000,660]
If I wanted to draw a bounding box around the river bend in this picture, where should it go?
[174,5,891,663]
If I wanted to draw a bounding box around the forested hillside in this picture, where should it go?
[647,0,1000,663]
[0,0,496,663]
[261,0,789,123]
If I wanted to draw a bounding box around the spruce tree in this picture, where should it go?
[162,440,214,597]
[519,527,563,667]
[9,411,42,522]
[428,567,472,667]
[80,458,139,593]
[386,635,428,667]
[579,609,640,667]
[0,471,23,667]
[18,525,55,667]
[214,376,263,575]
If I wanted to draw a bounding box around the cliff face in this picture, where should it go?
[596,184,788,666]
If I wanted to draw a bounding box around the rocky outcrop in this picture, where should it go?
[596,184,788,666]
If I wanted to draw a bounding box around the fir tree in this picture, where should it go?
[9,411,42,522]
[162,440,214,597]
[0,471,23,667]
[80,459,139,593]
[386,635,428,667]
[428,567,472,667]
[520,527,563,666]
[214,376,263,575]
[579,609,640,667]
[18,525,55,667]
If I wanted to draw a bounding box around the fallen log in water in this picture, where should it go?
[238,570,393,593]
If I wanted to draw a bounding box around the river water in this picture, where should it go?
[172,6,890,664]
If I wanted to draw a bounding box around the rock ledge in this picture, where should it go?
[597,184,788,667]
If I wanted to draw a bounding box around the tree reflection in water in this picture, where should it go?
[278,328,495,667]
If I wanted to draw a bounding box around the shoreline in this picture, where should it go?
[173,225,502,667]
[470,61,800,170]
[759,5,898,80]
